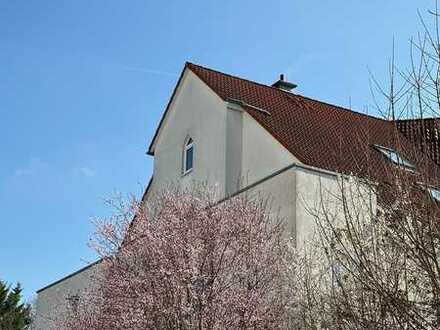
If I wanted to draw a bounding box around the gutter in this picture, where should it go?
[218,161,339,204]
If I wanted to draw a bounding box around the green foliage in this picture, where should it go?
[0,280,31,330]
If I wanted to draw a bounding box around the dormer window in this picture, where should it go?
[373,145,415,170]
[183,137,194,174]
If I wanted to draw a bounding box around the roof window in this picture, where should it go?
[373,145,415,170]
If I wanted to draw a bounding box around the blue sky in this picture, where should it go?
[0,0,434,300]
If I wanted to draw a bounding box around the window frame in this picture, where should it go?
[183,137,194,175]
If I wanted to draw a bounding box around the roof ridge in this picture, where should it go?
[186,62,291,96]
[186,62,390,123]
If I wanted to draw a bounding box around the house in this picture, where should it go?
[34,62,440,329]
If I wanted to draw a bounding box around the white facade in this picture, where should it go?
[35,66,371,328]
[149,70,229,196]
[35,261,100,330]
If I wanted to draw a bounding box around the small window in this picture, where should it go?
[374,145,415,170]
[183,138,194,174]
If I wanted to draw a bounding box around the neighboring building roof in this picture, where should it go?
[396,118,440,167]
[185,62,439,183]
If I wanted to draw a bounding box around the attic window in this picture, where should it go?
[183,137,194,174]
[373,145,415,170]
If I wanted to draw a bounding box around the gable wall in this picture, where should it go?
[149,70,228,196]
[148,70,299,200]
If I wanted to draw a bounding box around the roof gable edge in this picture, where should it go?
[147,63,229,156]
[147,63,189,155]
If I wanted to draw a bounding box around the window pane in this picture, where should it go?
[388,151,400,163]
[185,146,193,171]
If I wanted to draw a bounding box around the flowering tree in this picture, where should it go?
[58,187,294,329]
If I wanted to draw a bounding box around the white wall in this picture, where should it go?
[225,105,243,195]
[241,168,297,237]
[149,70,228,197]
[295,168,377,247]
[295,168,340,246]
[148,70,300,200]
[241,111,298,187]
[35,262,100,330]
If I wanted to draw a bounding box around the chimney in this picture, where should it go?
[271,74,297,91]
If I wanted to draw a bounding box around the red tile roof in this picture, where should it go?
[186,62,439,182]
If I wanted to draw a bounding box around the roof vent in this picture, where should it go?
[271,74,297,91]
